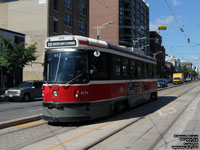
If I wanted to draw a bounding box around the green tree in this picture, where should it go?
[0,36,37,86]
[176,65,198,78]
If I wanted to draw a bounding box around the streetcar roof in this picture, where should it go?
[45,35,156,62]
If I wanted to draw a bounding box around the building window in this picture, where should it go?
[79,20,85,33]
[14,36,24,44]
[54,0,58,11]
[53,20,58,33]
[79,2,86,16]
[64,13,72,28]
[65,0,72,9]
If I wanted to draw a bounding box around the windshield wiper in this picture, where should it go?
[55,53,62,82]
[43,79,49,86]
[63,73,85,86]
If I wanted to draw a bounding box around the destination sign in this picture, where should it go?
[47,40,76,47]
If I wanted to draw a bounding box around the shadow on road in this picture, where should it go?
[107,96,177,121]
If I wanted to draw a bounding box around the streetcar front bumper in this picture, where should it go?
[43,102,91,123]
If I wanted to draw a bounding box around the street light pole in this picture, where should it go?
[138,45,149,50]
[153,51,162,59]
[133,37,147,47]
[96,21,114,40]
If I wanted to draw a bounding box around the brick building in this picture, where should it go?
[89,0,150,55]
[182,62,192,69]
[0,0,89,80]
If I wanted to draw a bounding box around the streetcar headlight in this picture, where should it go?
[53,90,58,97]
[74,90,79,98]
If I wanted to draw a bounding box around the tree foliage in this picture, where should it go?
[176,65,198,78]
[0,35,37,73]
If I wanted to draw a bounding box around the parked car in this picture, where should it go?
[4,81,43,101]
[157,79,168,88]
[166,78,173,83]
[185,77,191,82]
[0,88,7,101]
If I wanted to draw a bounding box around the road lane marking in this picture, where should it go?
[45,121,113,150]
[15,121,48,127]
[158,107,177,116]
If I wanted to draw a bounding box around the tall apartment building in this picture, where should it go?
[89,0,149,55]
[0,0,89,80]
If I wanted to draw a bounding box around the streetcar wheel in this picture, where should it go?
[150,92,157,101]
[23,94,30,102]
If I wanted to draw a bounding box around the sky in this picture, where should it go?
[146,0,200,69]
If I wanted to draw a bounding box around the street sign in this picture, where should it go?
[158,26,167,30]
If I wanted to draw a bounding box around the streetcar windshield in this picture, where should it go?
[44,50,88,84]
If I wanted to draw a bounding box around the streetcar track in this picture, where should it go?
[148,83,200,150]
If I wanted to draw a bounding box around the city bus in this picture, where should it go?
[42,35,157,123]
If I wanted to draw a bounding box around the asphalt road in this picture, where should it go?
[0,100,42,123]
[0,81,199,150]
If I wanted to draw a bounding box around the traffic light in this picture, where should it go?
[187,38,190,43]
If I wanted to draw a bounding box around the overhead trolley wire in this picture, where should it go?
[164,0,190,43]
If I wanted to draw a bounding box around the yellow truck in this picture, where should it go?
[173,73,184,84]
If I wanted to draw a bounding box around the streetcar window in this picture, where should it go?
[111,55,121,79]
[137,61,143,78]
[129,60,135,79]
[144,63,150,78]
[149,64,153,78]
[44,53,59,82]
[122,57,129,78]
[89,51,108,80]
[44,51,88,84]
[153,64,157,78]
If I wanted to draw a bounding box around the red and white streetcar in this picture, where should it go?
[43,35,157,123]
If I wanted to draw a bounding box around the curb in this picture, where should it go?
[0,114,43,130]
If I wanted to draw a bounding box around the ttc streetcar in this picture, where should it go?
[43,35,157,123]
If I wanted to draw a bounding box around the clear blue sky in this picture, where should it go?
[146,0,200,69]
